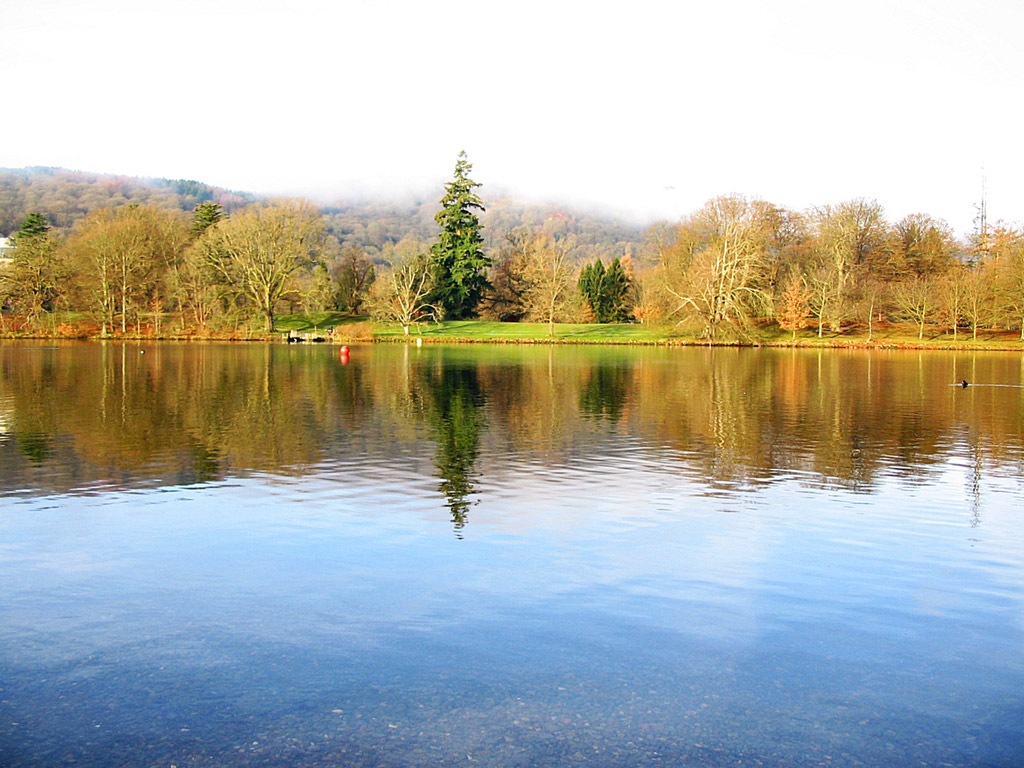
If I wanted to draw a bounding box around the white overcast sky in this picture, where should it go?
[3,0,1022,235]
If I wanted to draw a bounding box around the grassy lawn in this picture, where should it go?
[5,310,1023,349]
[369,320,675,343]
[273,314,689,343]
[273,311,352,333]
[345,318,1024,348]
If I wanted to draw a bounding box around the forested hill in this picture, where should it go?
[322,196,645,260]
[0,167,257,233]
[0,167,647,259]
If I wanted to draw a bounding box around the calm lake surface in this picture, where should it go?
[1,341,1023,767]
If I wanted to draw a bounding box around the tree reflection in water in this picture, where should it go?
[418,357,486,536]
[578,361,633,421]
[2,343,1023,537]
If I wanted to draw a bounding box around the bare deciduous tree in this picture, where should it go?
[990,228,1024,338]
[521,232,575,335]
[662,196,773,339]
[333,245,376,314]
[809,199,886,332]
[368,240,436,335]
[891,275,937,339]
[200,201,325,332]
[65,205,187,335]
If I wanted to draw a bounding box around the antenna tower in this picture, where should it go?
[981,168,988,241]
[975,166,990,259]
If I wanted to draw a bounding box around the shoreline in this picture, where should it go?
[2,331,1023,352]
[3,313,1023,351]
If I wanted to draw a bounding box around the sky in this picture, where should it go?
[4,0,1023,236]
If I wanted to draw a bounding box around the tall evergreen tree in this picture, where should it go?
[578,258,606,320]
[429,151,490,319]
[578,257,632,322]
[603,257,632,322]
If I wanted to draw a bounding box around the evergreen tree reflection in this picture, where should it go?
[185,441,222,484]
[419,358,486,536]
[16,432,54,463]
[578,361,632,421]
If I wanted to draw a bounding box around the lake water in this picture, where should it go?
[1,341,1022,767]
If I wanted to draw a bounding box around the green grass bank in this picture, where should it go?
[4,311,1024,351]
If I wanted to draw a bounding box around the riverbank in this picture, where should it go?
[328,316,1024,351]
[3,312,1024,350]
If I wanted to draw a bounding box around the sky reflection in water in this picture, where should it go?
[0,342,1022,767]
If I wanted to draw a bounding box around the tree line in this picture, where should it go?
[636,196,1024,341]
[3,159,1023,340]
[370,183,1024,340]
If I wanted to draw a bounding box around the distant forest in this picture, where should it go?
[0,167,257,232]
[2,165,1024,342]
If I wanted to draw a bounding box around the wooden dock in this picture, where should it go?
[283,331,331,343]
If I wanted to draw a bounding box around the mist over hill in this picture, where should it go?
[0,167,648,260]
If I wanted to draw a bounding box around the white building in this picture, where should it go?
[0,236,13,268]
